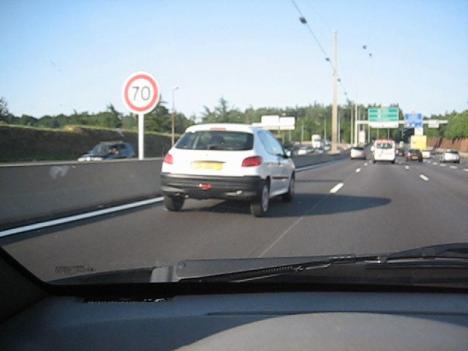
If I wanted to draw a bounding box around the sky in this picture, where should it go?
[1,0,467,118]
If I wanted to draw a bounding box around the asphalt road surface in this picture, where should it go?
[2,156,468,282]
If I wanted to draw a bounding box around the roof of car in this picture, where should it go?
[185,123,260,133]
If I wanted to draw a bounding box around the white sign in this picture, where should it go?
[122,71,160,159]
[428,120,440,128]
[254,115,295,130]
[369,121,399,129]
[414,127,424,136]
[261,115,280,125]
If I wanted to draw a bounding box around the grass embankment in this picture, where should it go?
[0,124,173,162]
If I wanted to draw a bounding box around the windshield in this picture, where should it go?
[1,1,467,290]
[176,131,253,151]
[90,143,113,156]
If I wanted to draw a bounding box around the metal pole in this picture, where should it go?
[331,31,338,153]
[350,104,353,145]
[354,104,358,146]
[301,122,304,143]
[171,87,179,146]
[138,113,144,160]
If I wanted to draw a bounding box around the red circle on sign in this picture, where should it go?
[124,73,160,113]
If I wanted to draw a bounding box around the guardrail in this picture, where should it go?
[0,153,345,228]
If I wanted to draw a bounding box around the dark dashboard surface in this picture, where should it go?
[1,291,468,350]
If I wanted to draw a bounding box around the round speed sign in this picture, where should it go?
[122,72,160,114]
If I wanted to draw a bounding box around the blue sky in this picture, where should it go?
[1,0,467,117]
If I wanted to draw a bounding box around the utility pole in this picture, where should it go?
[331,31,338,153]
[350,104,354,145]
[324,115,327,141]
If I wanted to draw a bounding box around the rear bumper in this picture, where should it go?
[160,173,265,200]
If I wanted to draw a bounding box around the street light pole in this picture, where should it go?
[331,31,338,153]
[171,86,180,146]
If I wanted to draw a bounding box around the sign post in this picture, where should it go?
[122,72,160,160]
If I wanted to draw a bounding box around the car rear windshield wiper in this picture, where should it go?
[180,243,468,283]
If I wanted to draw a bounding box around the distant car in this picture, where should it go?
[296,145,314,156]
[160,124,296,217]
[350,146,366,160]
[440,149,460,163]
[406,149,423,162]
[78,141,135,161]
[372,139,396,163]
[421,150,432,159]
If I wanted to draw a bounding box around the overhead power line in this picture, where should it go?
[290,0,352,102]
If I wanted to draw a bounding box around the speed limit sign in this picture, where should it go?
[122,71,160,159]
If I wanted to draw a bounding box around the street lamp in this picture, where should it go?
[171,86,180,146]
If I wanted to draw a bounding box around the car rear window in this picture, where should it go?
[375,142,394,149]
[175,131,254,151]
[447,150,459,154]
[352,147,364,151]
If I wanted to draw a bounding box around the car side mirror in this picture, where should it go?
[284,150,292,158]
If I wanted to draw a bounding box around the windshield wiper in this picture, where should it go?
[180,243,468,283]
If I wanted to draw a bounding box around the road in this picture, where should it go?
[2,156,468,282]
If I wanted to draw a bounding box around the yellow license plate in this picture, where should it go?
[192,161,223,170]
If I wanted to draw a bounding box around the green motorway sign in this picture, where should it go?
[368,107,399,128]
[368,107,399,121]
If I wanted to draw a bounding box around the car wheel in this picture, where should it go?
[251,183,270,217]
[164,195,185,211]
[282,175,295,202]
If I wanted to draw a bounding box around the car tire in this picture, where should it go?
[251,183,270,217]
[164,195,184,212]
[282,175,295,202]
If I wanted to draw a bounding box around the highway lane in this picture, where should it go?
[2,156,468,282]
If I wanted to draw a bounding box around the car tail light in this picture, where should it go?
[242,156,262,167]
[163,153,173,165]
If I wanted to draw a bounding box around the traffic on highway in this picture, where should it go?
[1,1,468,350]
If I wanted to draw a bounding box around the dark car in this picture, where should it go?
[78,141,135,161]
[406,149,422,162]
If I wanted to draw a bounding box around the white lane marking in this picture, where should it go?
[355,168,361,173]
[364,162,368,166]
[464,169,468,172]
[419,174,429,182]
[405,165,410,170]
[432,162,438,165]
[330,182,344,193]
[0,197,164,238]
[440,164,446,167]
[450,165,458,169]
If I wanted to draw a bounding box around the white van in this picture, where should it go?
[371,139,396,163]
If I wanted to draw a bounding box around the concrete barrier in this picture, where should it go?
[0,153,346,228]
[1,158,163,227]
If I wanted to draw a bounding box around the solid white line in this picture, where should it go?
[0,197,164,238]
[450,165,458,169]
[464,169,468,172]
[419,174,429,182]
[432,162,438,165]
[330,182,344,193]
[440,164,446,167]
[355,168,361,173]
[405,165,410,170]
